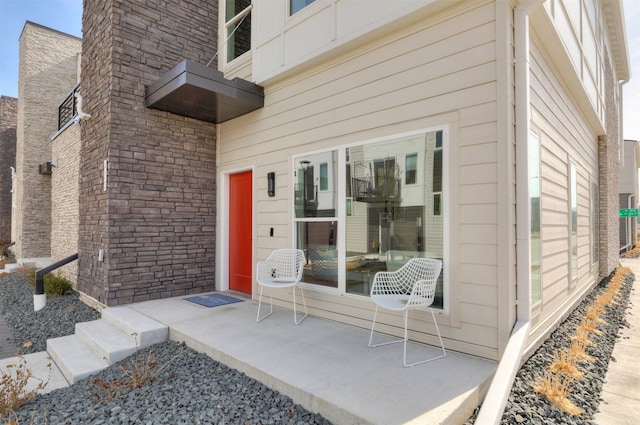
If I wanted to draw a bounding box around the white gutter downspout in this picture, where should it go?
[475,1,542,423]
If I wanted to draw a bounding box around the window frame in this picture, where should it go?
[405,153,418,185]
[292,127,449,312]
[290,0,316,15]
[224,1,252,64]
[569,162,578,283]
[529,131,542,305]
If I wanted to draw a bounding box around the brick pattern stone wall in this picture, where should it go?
[51,123,81,284]
[79,0,218,306]
[598,45,621,276]
[0,96,17,243]
[14,23,81,259]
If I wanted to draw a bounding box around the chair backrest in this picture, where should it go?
[396,258,442,296]
[266,249,306,280]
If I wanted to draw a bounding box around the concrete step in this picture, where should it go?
[75,320,138,364]
[46,306,168,385]
[101,306,168,349]
[47,334,109,384]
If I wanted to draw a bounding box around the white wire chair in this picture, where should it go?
[255,249,308,325]
[368,257,446,367]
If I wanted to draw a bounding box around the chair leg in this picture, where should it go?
[293,284,308,325]
[402,308,447,367]
[368,306,404,348]
[255,285,274,323]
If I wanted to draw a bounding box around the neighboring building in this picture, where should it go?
[0,96,17,243]
[50,81,82,284]
[7,0,630,371]
[619,139,639,252]
[12,22,81,275]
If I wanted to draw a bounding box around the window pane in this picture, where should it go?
[405,153,417,184]
[345,132,444,307]
[299,221,338,288]
[570,163,577,280]
[529,132,541,304]
[432,150,442,192]
[320,163,328,190]
[591,182,598,264]
[291,0,315,15]
[226,0,251,62]
[295,152,337,218]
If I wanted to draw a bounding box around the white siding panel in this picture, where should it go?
[460,204,497,225]
[459,282,498,307]
[460,142,497,166]
[458,263,498,286]
[460,183,497,204]
[461,243,497,265]
[460,163,497,185]
[285,8,333,63]
[460,224,498,244]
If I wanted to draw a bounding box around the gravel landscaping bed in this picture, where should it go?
[0,274,99,354]
[1,267,634,424]
[465,268,635,425]
[0,274,332,424]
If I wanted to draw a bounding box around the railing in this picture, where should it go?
[34,253,78,311]
[57,83,80,130]
[351,176,401,203]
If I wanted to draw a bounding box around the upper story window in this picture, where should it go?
[290,0,315,15]
[319,162,328,190]
[405,153,417,185]
[225,0,252,62]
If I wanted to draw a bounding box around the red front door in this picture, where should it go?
[229,171,253,293]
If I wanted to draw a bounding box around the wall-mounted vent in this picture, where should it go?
[39,162,52,175]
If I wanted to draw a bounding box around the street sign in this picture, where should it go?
[619,208,639,217]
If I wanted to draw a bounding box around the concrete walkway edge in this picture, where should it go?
[593,258,640,425]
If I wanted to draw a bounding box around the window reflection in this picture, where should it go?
[345,131,444,307]
[294,131,445,308]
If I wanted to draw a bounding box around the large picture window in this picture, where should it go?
[294,130,446,308]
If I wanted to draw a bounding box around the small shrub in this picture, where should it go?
[43,274,72,298]
[548,349,583,379]
[92,345,185,403]
[14,266,36,285]
[533,372,581,416]
[584,304,607,324]
[571,327,593,346]
[570,338,593,362]
[0,240,14,260]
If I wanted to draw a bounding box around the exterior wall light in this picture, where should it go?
[267,172,275,197]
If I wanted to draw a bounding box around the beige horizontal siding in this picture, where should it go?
[528,30,600,348]
[218,1,502,359]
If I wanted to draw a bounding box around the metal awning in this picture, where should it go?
[145,60,264,124]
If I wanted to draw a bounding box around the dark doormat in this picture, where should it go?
[184,293,244,308]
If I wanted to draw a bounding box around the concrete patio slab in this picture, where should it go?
[128,295,496,425]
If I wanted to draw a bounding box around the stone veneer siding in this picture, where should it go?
[14,23,81,259]
[0,96,17,243]
[51,122,81,284]
[79,0,218,306]
[598,45,621,276]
